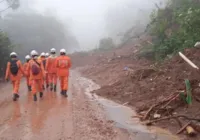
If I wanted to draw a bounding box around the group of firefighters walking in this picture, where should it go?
[5,48,71,101]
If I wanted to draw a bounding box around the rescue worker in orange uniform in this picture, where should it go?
[46,48,57,92]
[23,55,31,91]
[45,52,50,88]
[40,52,48,89]
[5,52,24,101]
[28,50,45,101]
[55,49,71,97]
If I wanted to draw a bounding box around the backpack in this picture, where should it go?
[31,60,40,75]
[10,60,19,75]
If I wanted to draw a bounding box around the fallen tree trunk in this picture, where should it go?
[142,93,179,120]
[176,121,191,134]
[145,115,200,125]
[179,52,199,69]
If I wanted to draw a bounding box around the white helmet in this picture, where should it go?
[25,55,31,60]
[45,53,49,57]
[50,48,56,53]
[40,52,45,57]
[10,52,17,57]
[60,49,66,53]
[30,50,38,56]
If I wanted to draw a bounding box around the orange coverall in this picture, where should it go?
[27,59,45,95]
[5,59,24,94]
[23,62,31,89]
[55,55,71,92]
[46,56,57,90]
[40,57,49,88]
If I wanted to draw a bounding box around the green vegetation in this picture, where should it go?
[147,0,200,61]
[0,0,20,77]
[0,30,14,77]
[185,79,192,105]
[96,37,115,51]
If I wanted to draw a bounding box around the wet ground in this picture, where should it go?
[0,72,179,140]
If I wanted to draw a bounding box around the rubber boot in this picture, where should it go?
[28,86,32,91]
[40,92,43,98]
[46,84,49,89]
[54,85,57,92]
[13,94,18,101]
[50,83,53,91]
[33,94,37,101]
[60,90,64,95]
[16,94,20,98]
[63,90,68,97]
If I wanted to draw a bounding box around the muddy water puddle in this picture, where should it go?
[0,82,73,140]
[78,76,179,140]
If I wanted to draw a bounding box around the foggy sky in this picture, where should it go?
[2,0,164,51]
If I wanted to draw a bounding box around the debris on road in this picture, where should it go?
[179,52,199,69]
[73,41,200,139]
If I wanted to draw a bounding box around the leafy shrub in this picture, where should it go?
[147,0,200,61]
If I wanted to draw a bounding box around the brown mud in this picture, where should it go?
[74,46,200,140]
[0,72,180,140]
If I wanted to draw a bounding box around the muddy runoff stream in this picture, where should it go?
[76,72,179,140]
[0,71,179,140]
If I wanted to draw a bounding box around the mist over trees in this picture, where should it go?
[0,12,79,58]
[0,0,80,76]
[6,0,20,10]
[98,37,115,50]
[104,0,166,45]
[0,0,20,77]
